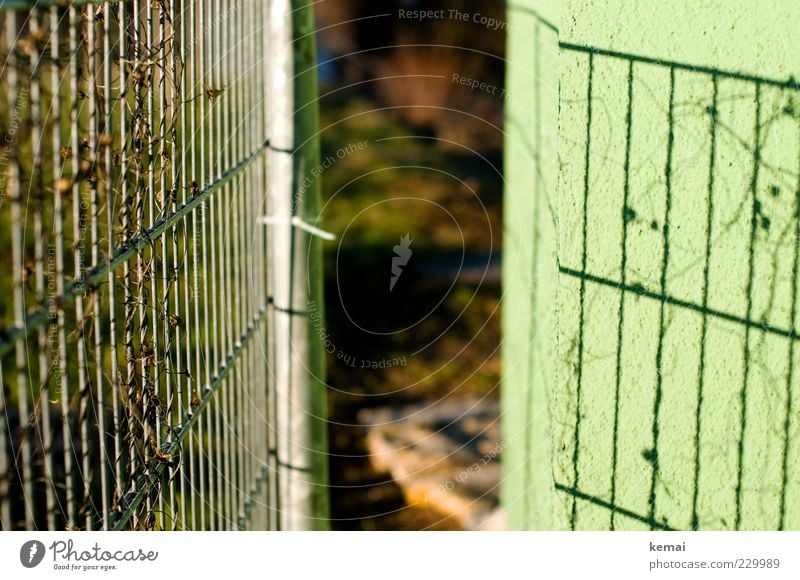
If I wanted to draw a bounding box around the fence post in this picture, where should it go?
[268,0,330,530]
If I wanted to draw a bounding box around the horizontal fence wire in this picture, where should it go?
[0,0,280,530]
[557,42,800,530]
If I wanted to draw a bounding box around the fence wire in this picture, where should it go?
[0,0,285,531]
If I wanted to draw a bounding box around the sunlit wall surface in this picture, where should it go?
[503,0,800,530]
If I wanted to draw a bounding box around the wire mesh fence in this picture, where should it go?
[0,0,324,531]
[555,43,800,530]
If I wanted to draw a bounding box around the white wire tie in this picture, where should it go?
[258,215,336,241]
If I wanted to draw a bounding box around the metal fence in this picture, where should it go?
[555,44,800,530]
[0,0,328,531]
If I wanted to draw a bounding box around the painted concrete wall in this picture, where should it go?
[502,0,559,531]
[503,0,800,530]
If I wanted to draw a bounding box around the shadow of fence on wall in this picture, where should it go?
[556,42,800,531]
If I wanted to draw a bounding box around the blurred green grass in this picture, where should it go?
[319,93,503,530]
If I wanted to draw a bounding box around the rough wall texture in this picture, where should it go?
[503,0,800,530]
[501,0,559,531]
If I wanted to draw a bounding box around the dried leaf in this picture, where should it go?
[204,85,225,100]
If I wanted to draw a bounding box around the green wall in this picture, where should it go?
[502,0,559,531]
[503,0,800,530]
